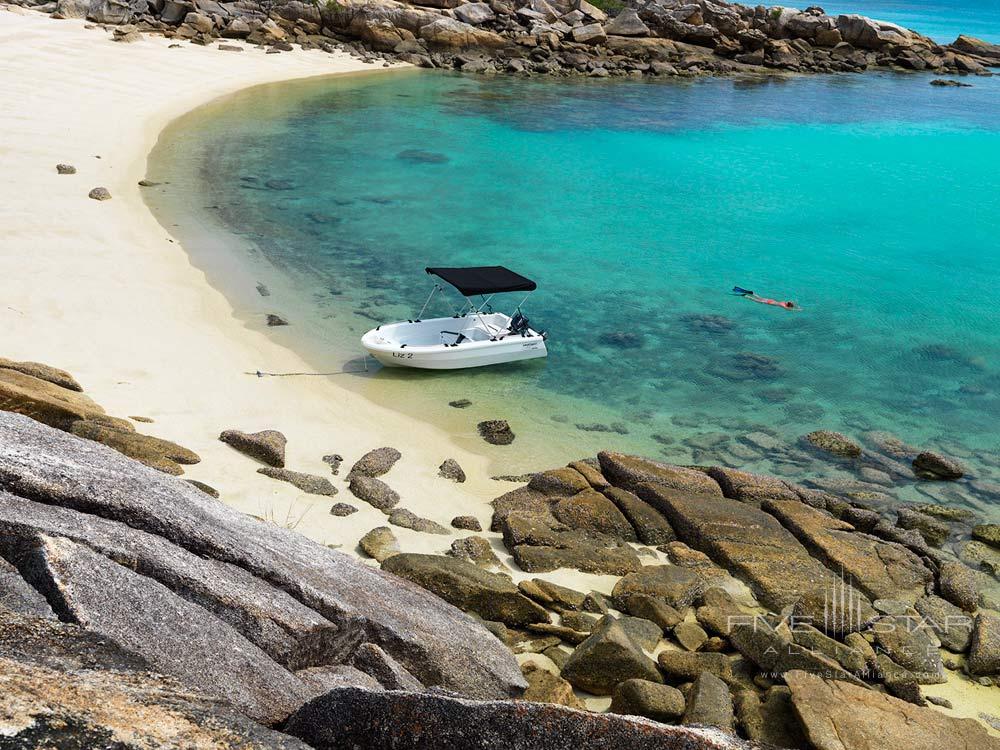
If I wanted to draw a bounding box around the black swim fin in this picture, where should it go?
[732,286,754,296]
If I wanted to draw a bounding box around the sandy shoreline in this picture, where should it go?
[0,7,550,576]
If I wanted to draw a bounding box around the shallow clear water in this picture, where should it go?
[149,65,1000,518]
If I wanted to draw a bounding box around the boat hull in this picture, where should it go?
[362,329,547,370]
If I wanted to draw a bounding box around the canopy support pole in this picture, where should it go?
[416,284,440,320]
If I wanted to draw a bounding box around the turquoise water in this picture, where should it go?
[821,0,1000,42]
[149,66,1000,517]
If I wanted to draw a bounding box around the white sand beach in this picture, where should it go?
[0,7,547,577]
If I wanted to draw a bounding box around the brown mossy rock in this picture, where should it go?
[388,508,449,535]
[448,536,502,568]
[790,624,867,674]
[803,430,862,458]
[673,621,709,652]
[913,595,971,652]
[641,484,865,615]
[219,428,286,467]
[528,467,591,496]
[762,498,931,606]
[703,466,800,504]
[624,594,684,630]
[560,616,663,696]
[612,564,706,610]
[786,669,1000,750]
[71,419,200,476]
[501,509,642,575]
[0,368,105,430]
[490,486,549,531]
[568,459,611,490]
[736,686,808,748]
[728,618,862,684]
[451,515,482,531]
[0,358,82,391]
[258,467,336,496]
[972,524,1000,549]
[610,678,685,722]
[682,671,734,731]
[521,662,584,709]
[551,489,637,541]
[358,526,400,562]
[349,474,400,511]
[349,447,401,478]
[185,479,219,498]
[598,451,722,496]
[656,649,734,684]
[896,507,949,547]
[968,611,1000,676]
[938,559,987,610]
[603,486,676,544]
[519,578,586,612]
[381,553,547,627]
[438,458,466,482]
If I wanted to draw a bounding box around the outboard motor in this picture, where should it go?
[509,311,531,336]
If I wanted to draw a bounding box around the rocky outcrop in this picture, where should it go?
[284,687,757,749]
[611,564,706,610]
[0,358,82,392]
[638,484,866,614]
[0,555,54,618]
[0,367,105,430]
[598,451,723,496]
[71,419,201,475]
[15,534,312,724]
[603,485,676,544]
[0,491,345,670]
[785,669,1000,750]
[762,499,931,604]
[0,615,311,749]
[0,412,525,700]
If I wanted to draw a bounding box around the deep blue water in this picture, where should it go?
[149,17,1000,518]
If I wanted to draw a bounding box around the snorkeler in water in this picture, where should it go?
[732,286,797,310]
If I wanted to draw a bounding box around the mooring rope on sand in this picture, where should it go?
[245,367,369,377]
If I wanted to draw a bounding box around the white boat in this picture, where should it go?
[361,266,548,370]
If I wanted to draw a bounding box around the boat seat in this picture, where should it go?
[440,330,467,345]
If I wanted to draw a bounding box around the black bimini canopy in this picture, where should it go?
[425,266,537,297]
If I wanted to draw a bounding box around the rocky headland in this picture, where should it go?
[9,0,1000,78]
[1,356,999,748]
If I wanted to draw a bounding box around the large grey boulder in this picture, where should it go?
[15,534,310,724]
[87,0,137,23]
[0,555,53,618]
[284,687,756,749]
[0,611,310,749]
[0,413,525,699]
[0,491,342,669]
[604,8,649,36]
[351,642,424,690]
[968,611,1000,676]
[836,13,910,49]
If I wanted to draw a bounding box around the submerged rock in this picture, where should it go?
[804,430,862,458]
[913,451,964,480]
[478,419,516,445]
